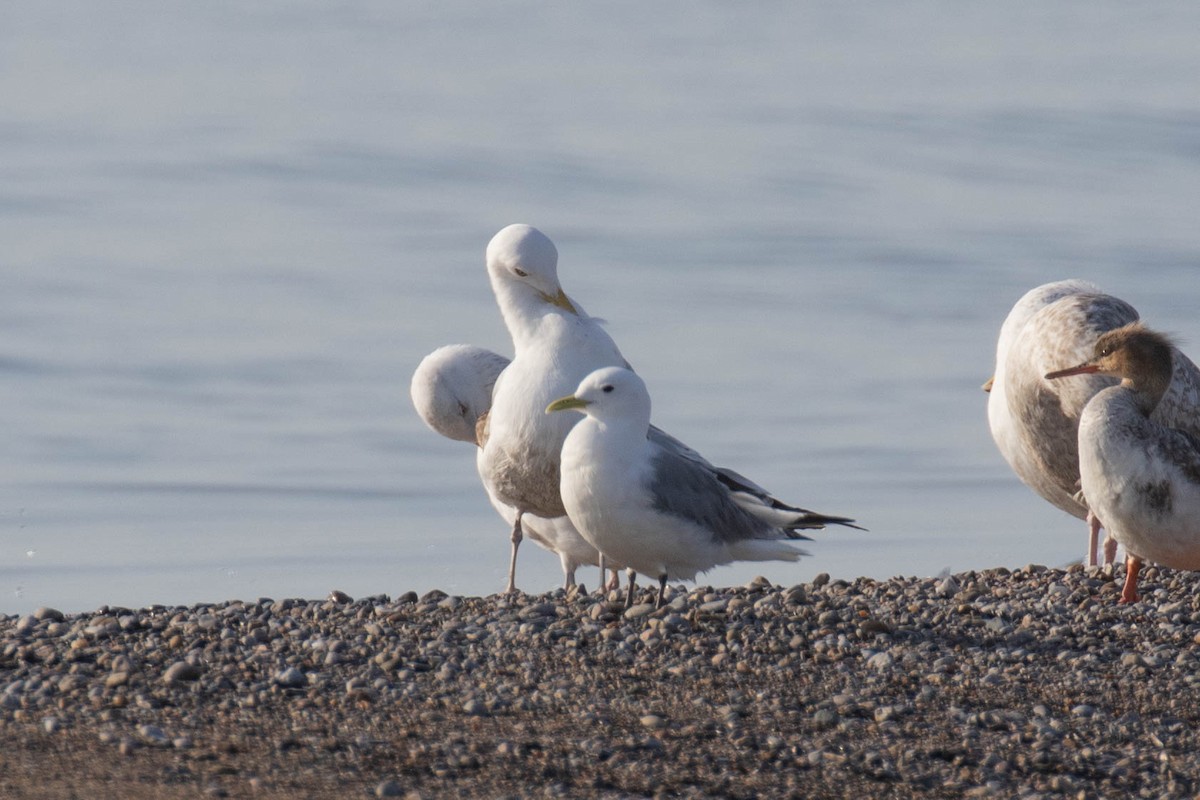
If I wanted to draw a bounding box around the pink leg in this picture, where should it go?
[1103,535,1118,566]
[1119,554,1142,604]
[505,511,523,595]
[1085,511,1101,567]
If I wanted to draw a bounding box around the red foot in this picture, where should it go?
[1118,555,1142,604]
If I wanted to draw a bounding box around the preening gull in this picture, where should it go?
[410,345,619,592]
[548,367,860,608]
[985,280,1200,566]
[475,225,628,576]
[476,223,856,598]
[1046,324,1200,603]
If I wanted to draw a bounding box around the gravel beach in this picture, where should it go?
[3,563,1200,799]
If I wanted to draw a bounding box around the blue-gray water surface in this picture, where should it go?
[3,4,1199,614]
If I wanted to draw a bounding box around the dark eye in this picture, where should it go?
[602,385,614,393]
[513,268,528,278]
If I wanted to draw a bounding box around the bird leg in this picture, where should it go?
[624,569,637,609]
[1103,535,1118,566]
[504,511,523,595]
[559,552,576,592]
[1086,511,1101,567]
[597,554,608,597]
[1119,554,1142,604]
[607,569,621,593]
[655,574,668,609]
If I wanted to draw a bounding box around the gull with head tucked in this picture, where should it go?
[985,280,1200,566]
[410,344,619,592]
[477,223,858,598]
[549,367,860,609]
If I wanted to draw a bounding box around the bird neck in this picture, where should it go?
[1121,359,1171,417]
[491,280,550,347]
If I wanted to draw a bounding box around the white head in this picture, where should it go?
[545,366,651,431]
[485,224,577,316]
[411,345,511,444]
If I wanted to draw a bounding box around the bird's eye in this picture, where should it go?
[602,385,614,393]
[513,268,528,278]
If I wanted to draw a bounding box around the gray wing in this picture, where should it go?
[1157,427,1200,488]
[645,448,787,545]
[647,425,862,530]
[1154,349,1200,441]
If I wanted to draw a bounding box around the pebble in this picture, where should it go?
[375,779,404,797]
[162,661,201,683]
[623,603,655,620]
[274,667,306,688]
[1,564,1198,798]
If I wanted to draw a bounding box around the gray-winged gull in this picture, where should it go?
[548,366,860,608]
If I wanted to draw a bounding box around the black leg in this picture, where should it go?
[655,574,667,609]
[624,569,637,608]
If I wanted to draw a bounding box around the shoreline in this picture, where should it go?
[2,563,1198,798]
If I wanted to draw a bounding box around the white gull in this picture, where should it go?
[548,367,860,608]
[477,224,858,602]
[410,344,618,592]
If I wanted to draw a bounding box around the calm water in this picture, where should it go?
[3,4,1199,615]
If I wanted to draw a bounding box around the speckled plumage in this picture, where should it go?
[1055,325,1200,600]
[988,281,1200,564]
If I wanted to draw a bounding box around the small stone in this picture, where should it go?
[327,589,353,604]
[462,699,487,717]
[162,661,201,684]
[375,779,404,798]
[624,603,655,620]
[640,714,667,730]
[860,619,892,635]
[518,603,557,620]
[812,708,839,729]
[106,672,130,689]
[33,607,64,622]
[138,724,170,747]
[867,652,894,671]
[42,717,59,734]
[275,667,306,688]
[812,573,831,588]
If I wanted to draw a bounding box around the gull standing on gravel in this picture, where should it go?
[410,344,620,592]
[985,280,1200,565]
[1046,324,1200,603]
[475,224,630,592]
[548,367,860,609]
[478,223,857,599]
